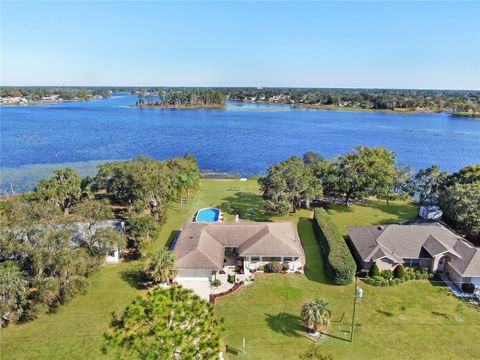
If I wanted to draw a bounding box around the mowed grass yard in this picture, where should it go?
[216,200,480,360]
[0,179,259,359]
[2,180,480,359]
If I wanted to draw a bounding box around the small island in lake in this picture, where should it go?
[133,88,226,109]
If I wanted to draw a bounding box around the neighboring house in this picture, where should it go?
[3,220,125,264]
[347,223,480,291]
[172,222,305,282]
[71,220,125,264]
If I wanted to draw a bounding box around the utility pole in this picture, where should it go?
[350,276,358,343]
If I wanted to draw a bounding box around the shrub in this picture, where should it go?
[374,280,382,286]
[365,278,375,286]
[388,279,396,286]
[461,283,475,294]
[227,274,236,283]
[421,271,429,280]
[265,262,283,273]
[381,280,389,287]
[415,272,423,280]
[373,275,384,282]
[358,269,369,278]
[381,270,393,280]
[369,264,380,277]
[394,278,401,285]
[428,273,434,279]
[282,262,290,272]
[257,265,265,272]
[393,265,405,279]
[212,279,221,287]
[313,208,356,285]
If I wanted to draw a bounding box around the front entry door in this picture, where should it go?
[437,257,445,273]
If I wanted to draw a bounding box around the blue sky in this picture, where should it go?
[1,1,479,89]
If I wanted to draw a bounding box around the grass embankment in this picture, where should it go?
[2,181,480,359]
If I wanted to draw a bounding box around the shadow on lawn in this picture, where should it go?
[265,312,304,337]
[297,217,331,285]
[218,192,272,222]
[120,265,144,290]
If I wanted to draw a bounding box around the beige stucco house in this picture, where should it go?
[172,221,305,282]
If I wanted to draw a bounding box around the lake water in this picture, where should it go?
[1,94,480,192]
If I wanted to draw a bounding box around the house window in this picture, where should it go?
[262,257,282,262]
[403,258,420,267]
[283,257,293,262]
[250,256,260,262]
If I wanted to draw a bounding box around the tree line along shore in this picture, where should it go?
[1,86,479,115]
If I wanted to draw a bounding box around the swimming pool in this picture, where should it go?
[196,208,221,222]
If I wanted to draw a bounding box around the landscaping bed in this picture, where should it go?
[361,264,433,287]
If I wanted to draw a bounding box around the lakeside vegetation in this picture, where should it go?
[0,87,111,105]
[134,88,226,109]
[2,86,479,115]
[0,155,200,327]
[226,87,480,116]
[260,148,479,245]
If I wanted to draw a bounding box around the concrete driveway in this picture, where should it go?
[177,278,211,301]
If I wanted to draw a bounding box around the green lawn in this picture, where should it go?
[0,179,260,359]
[216,200,480,360]
[2,180,480,359]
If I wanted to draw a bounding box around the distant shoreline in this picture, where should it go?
[132,104,226,110]
[0,96,104,106]
[238,100,479,117]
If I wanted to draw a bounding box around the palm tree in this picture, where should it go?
[301,298,331,334]
[143,249,177,285]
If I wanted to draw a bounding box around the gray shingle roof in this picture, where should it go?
[347,222,480,277]
[173,222,304,270]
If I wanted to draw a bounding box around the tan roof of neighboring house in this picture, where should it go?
[348,223,480,277]
[173,222,304,270]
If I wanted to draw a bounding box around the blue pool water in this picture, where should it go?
[196,208,220,222]
[1,94,480,192]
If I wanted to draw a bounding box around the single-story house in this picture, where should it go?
[172,222,305,282]
[70,220,125,264]
[347,222,480,291]
[3,220,125,264]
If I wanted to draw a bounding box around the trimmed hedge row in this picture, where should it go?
[312,208,356,285]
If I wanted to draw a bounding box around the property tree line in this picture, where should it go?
[0,86,111,101]
[0,154,200,327]
[4,86,478,114]
[226,87,480,113]
[259,147,480,244]
[136,88,226,107]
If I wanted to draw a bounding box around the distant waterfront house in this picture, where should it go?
[172,222,305,282]
[70,220,125,264]
[347,223,480,291]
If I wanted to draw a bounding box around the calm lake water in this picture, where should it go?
[1,94,480,192]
